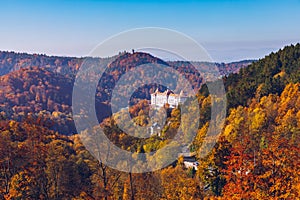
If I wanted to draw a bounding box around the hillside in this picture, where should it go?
[191,44,300,197]
[0,66,72,113]
[224,44,300,108]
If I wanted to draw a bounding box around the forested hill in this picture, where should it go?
[199,44,300,109]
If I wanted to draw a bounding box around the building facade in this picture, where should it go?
[150,89,188,108]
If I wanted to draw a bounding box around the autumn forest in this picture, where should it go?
[0,44,300,199]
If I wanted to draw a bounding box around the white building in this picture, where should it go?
[147,122,161,136]
[150,89,188,108]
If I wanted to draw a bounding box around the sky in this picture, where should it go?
[1,0,300,62]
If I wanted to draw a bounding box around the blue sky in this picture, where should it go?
[1,0,300,62]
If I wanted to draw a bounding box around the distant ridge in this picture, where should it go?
[0,50,252,77]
